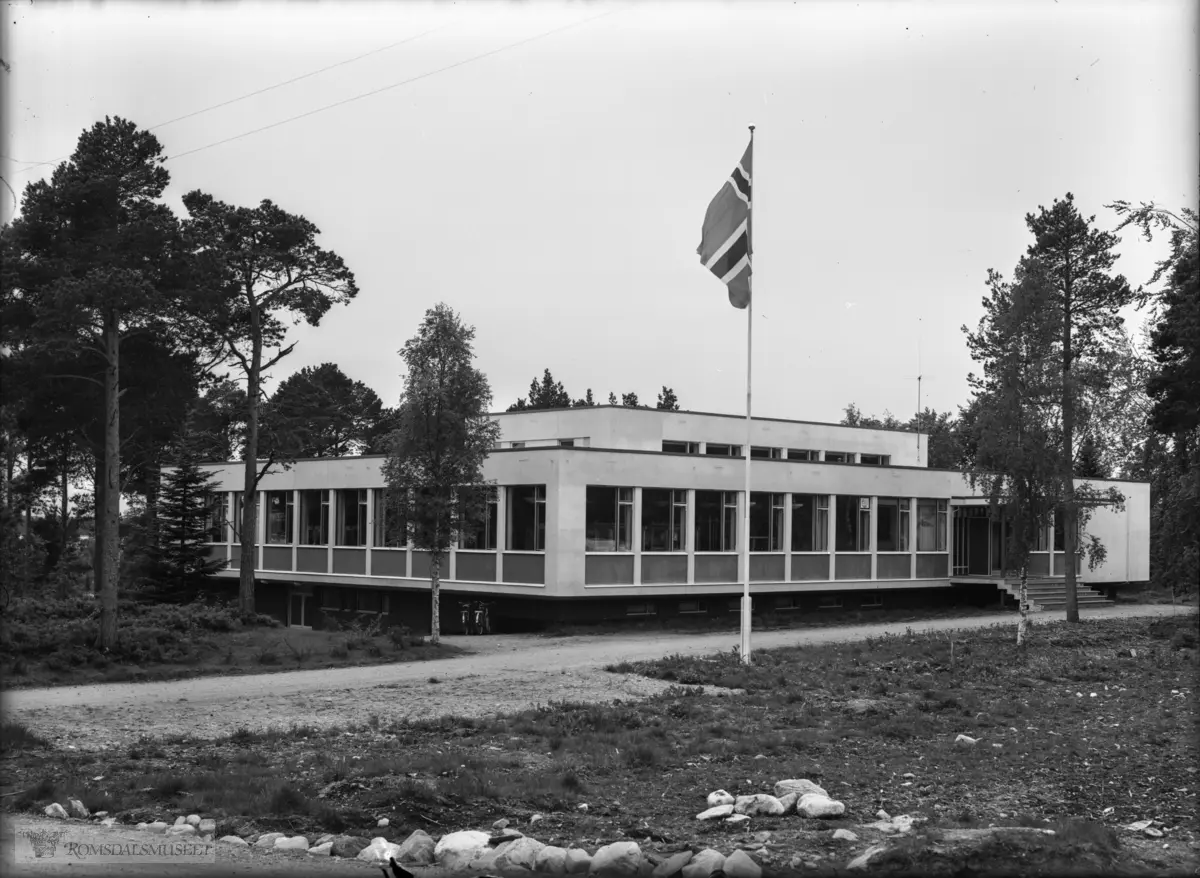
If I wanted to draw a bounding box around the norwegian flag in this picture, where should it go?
[697,140,752,309]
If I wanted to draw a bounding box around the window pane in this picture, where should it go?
[266,491,292,544]
[695,490,723,551]
[643,488,685,551]
[586,486,620,551]
[836,495,870,552]
[792,494,815,551]
[507,485,545,551]
[877,498,899,551]
[299,490,328,545]
[458,487,496,550]
[899,500,910,552]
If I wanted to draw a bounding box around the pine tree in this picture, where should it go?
[153,423,225,599]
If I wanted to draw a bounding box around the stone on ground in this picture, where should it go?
[722,849,762,878]
[309,842,333,855]
[173,816,187,826]
[434,830,492,872]
[833,829,858,842]
[198,818,216,834]
[330,836,369,858]
[536,845,569,873]
[145,821,168,834]
[565,848,593,874]
[167,824,196,837]
[394,828,436,865]
[185,814,201,826]
[725,814,751,825]
[254,832,286,848]
[652,850,693,878]
[696,804,734,821]
[43,804,68,819]
[734,794,785,816]
[65,799,89,819]
[589,840,643,875]
[496,836,547,871]
[706,789,735,807]
[219,835,249,846]
[774,779,829,799]
[846,843,890,870]
[681,848,725,878]
[777,792,799,813]
[314,833,335,846]
[955,734,978,747]
[356,837,402,864]
[796,792,845,818]
[274,835,309,851]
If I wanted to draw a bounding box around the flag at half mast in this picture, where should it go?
[697,140,752,309]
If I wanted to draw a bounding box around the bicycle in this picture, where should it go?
[472,601,493,635]
[459,601,474,635]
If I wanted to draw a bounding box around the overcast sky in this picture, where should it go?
[3,0,1196,424]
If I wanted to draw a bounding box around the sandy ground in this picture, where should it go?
[4,604,1194,752]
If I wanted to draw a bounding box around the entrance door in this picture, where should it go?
[289,593,309,627]
[967,518,990,575]
[990,519,1004,573]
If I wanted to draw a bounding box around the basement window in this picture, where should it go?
[817,595,844,609]
[679,600,708,614]
[861,592,883,609]
[774,595,801,611]
[626,603,656,616]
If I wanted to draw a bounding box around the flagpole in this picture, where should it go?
[741,124,755,665]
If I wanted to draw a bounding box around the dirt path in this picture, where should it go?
[4,604,1193,751]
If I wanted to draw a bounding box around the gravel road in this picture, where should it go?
[3,604,1192,751]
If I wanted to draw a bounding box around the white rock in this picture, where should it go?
[219,836,249,846]
[198,818,216,834]
[136,823,149,830]
[722,849,762,878]
[847,843,890,871]
[589,840,643,876]
[309,842,334,855]
[395,829,436,865]
[315,834,335,847]
[530,812,545,824]
[493,818,510,830]
[778,792,800,814]
[681,848,725,878]
[774,779,829,799]
[954,734,978,747]
[796,793,845,818]
[535,844,569,873]
[146,822,169,834]
[696,804,734,821]
[496,836,547,871]
[434,830,492,872]
[578,803,589,812]
[876,809,891,820]
[44,803,68,819]
[652,851,693,878]
[275,836,309,851]
[357,837,403,864]
[255,832,286,848]
[68,798,90,819]
[93,811,109,818]
[734,794,785,816]
[566,848,593,874]
[185,814,201,827]
[167,824,196,837]
[833,829,858,842]
[377,817,389,827]
[725,814,751,825]
[201,834,213,843]
[706,789,736,807]
[99,817,116,827]
[174,816,188,827]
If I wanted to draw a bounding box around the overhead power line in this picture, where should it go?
[168,7,623,162]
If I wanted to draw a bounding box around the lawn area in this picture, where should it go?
[0,596,464,689]
[2,613,1197,874]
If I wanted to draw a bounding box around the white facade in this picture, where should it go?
[198,407,1150,605]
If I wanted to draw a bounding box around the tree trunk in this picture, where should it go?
[96,312,121,650]
[238,304,263,615]
[144,460,161,553]
[430,551,441,645]
[1061,277,1079,624]
[57,451,71,599]
[1016,563,1029,648]
[92,457,103,597]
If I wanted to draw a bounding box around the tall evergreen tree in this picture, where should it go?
[151,420,225,600]
[656,386,681,411]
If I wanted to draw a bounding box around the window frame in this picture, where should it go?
[298,489,330,546]
[265,490,294,545]
[585,486,634,552]
[790,493,829,552]
[786,448,816,462]
[506,484,546,552]
[750,491,786,552]
[661,440,699,454]
[876,497,910,552]
[641,488,687,552]
[835,495,871,552]
[695,489,739,552]
[336,488,368,547]
[704,443,743,457]
[457,486,498,550]
[750,446,783,460]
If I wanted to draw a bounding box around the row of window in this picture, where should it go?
[661,442,889,465]
[586,488,947,553]
[209,487,948,555]
[627,593,883,616]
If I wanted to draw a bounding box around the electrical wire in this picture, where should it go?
[168,7,622,161]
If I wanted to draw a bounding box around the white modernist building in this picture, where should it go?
[198,406,1150,630]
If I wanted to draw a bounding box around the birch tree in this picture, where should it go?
[383,304,500,644]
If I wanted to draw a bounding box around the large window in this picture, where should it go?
[458,486,497,550]
[204,493,226,543]
[1053,513,1081,551]
[337,489,368,547]
[299,490,329,545]
[824,451,852,464]
[860,454,890,466]
[877,497,910,551]
[374,489,408,548]
[585,486,633,551]
[750,492,785,551]
[662,440,699,454]
[642,488,687,551]
[229,492,244,541]
[266,491,294,544]
[791,494,829,551]
[835,495,871,552]
[704,444,742,457]
[507,485,546,551]
[695,490,738,552]
[787,449,817,461]
[750,446,782,460]
[916,499,948,551]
